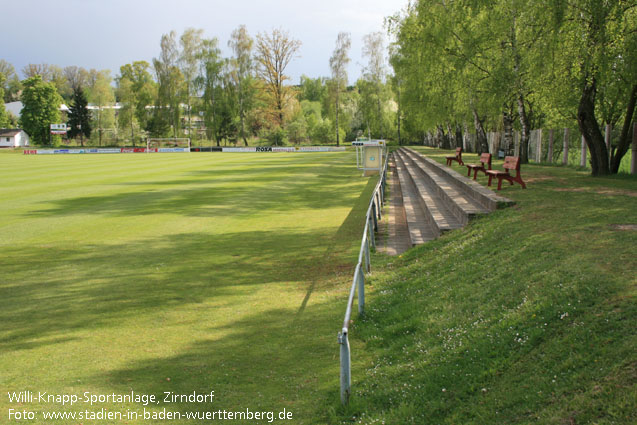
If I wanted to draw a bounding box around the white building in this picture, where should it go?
[0,129,30,148]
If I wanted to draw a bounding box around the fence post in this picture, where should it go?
[581,135,587,167]
[372,202,378,232]
[563,128,569,165]
[368,215,376,249]
[357,264,365,315]
[630,122,637,174]
[338,331,351,404]
[365,238,371,272]
[537,128,543,163]
[548,129,554,163]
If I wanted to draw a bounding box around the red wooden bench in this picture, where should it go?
[446,147,464,166]
[486,156,527,190]
[465,153,492,180]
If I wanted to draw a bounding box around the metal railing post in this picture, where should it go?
[357,263,365,315]
[338,330,351,404]
[372,202,378,232]
[368,216,376,248]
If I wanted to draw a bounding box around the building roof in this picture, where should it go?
[4,101,72,116]
[4,101,23,117]
[0,129,24,137]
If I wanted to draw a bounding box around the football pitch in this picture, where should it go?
[0,152,375,424]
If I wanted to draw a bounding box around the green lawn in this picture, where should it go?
[0,151,374,424]
[329,147,636,424]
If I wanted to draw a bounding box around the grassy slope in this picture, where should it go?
[0,151,375,424]
[330,147,636,424]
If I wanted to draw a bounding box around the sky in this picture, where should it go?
[2,0,408,85]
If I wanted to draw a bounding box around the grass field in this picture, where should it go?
[330,147,636,424]
[0,151,375,424]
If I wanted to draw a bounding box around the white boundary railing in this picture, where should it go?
[338,151,388,404]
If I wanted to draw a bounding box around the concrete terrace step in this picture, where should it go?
[380,157,413,255]
[394,150,463,235]
[393,152,437,245]
[401,147,514,211]
[399,148,490,225]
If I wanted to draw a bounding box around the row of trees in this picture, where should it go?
[388,0,636,175]
[1,27,399,148]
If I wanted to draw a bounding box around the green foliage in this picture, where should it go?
[287,111,308,144]
[0,73,8,127]
[260,125,286,145]
[390,0,636,172]
[19,75,62,144]
[329,147,637,423]
[298,75,327,103]
[119,61,156,131]
[67,87,91,143]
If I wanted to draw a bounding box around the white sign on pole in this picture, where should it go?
[50,123,67,135]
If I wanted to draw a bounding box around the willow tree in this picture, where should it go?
[533,0,636,175]
[255,29,301,131]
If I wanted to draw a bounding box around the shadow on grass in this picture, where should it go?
[87,302,342,424]
[1,177,377,356]
[28,161,362,219]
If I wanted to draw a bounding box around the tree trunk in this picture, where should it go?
[517,94,530,163]
[472,108,489,154]
[577,81,610,176]
[610,84,637,173]
[241,112,248,146]
[131,119,135,147]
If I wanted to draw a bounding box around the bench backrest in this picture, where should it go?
[480,153,492,167]
[503,156,520,171]
[455,147,462,156]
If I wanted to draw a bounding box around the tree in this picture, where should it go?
[119,61,156,131]
[361,31,387,138]
[180,28,204,140]
[152,31,185,137]
[0,60,20,102]
[19,76,62,144]
[298,75,327,103]
[22,63,51,80]
[67,87,91,146]
[63,66,89,92]
[117,77,138,145]
[229,25,256,146]
[0,73,8,127]
[196,37,224,144]
[87,70,115,146]
[329,32,351,146]
[255,29,301,132]
[533,0,636,175]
